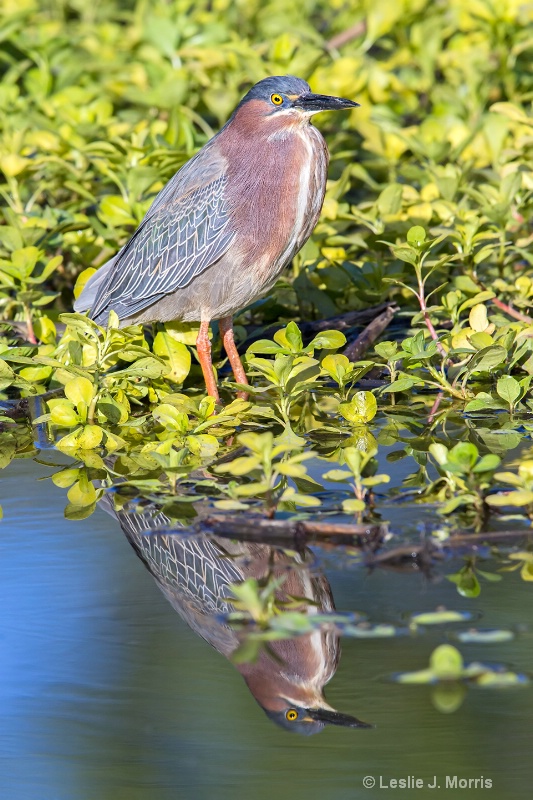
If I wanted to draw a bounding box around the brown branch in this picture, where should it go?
[243,303,397,350]
[327,21,367,50]
[342,305,397,361]
[197,513,388,547]
[364,528,532,570]
[450,528,533,545]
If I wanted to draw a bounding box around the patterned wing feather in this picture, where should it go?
[89,160,235,324]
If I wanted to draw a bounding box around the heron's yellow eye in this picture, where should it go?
[286,709,298,721]
[271,93,284,106]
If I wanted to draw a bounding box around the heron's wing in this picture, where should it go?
[85,152,235,323]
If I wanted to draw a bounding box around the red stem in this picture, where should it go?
[491,297,532,324]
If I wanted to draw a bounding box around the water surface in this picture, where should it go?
[1,457,532,800]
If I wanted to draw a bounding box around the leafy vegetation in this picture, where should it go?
[1,0,533,613]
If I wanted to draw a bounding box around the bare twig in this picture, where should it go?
[342,305,397,361]
[196,513,388,547]
[243,303,398,349]
[327,21,366,50]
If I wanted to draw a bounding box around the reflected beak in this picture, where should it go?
[306,707,372,728]
[294,92,360,114]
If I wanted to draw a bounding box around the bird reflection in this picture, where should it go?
[101,497,370,734]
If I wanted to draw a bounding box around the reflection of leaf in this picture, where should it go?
[410,610,474,625]
[446,568,481,597]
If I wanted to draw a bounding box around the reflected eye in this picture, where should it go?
[286,709,298,721]
[271,93,284,106]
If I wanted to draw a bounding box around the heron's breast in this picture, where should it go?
[221,124,329,279]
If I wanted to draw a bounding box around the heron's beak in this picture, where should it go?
[306,707,372,728]
[294,93,360,114]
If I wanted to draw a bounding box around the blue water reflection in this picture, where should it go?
[1,458,532,800]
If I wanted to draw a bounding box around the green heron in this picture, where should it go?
[75,75,359,400]
[101,495,370,734]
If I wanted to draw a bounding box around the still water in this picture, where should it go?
[1,456,532,800]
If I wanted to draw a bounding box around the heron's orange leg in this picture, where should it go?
[219,316,249,401]
[196,321,220,402]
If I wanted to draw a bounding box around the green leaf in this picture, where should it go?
[464,392,506,412]
[64,501,97,521]
[342,498,366,512]
[381,377,418,393]
[185,433,219,458]
[472,454,500,473]
[50,401,80,427]
[217,456,261,476]
[51,468,80,488]
[64,376,95,408]
[428,443,449,466]
[496,375,521,406]
[12,246,40,277]
[486,490,533,507]
[321,353,350,383]
[59,312,101,338]
[74,268,97,300]
[67,478,97,506]
[153,331,191,383]
[0,225,23,252]
[339,391,377,424]
[117,357,166,379]
[323,469,353,481]
[410,610,474,625]
[374,341,398,360]
[447,569,481,598]
[406,225,426,247]
[429,644,463,679]
[309,330,346,351]
[164,322,201,345]
[247,339,283,355]
[376,183,403,215]
[446,442,478,472]
[390,245,417,265]
[466,345,507,375]
[77,424,104,450]
[99,195,137,227]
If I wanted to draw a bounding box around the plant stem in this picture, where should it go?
[24,305,37,344]
[87,393,98,424]
[415,271,447,357]
[490,296,532,324]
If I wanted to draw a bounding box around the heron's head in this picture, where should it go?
[261,696,372,736]
[240,663,371,736]
[234,75,359,125]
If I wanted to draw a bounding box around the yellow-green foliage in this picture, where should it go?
[0,0,531,321]
[2,0,533,543]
